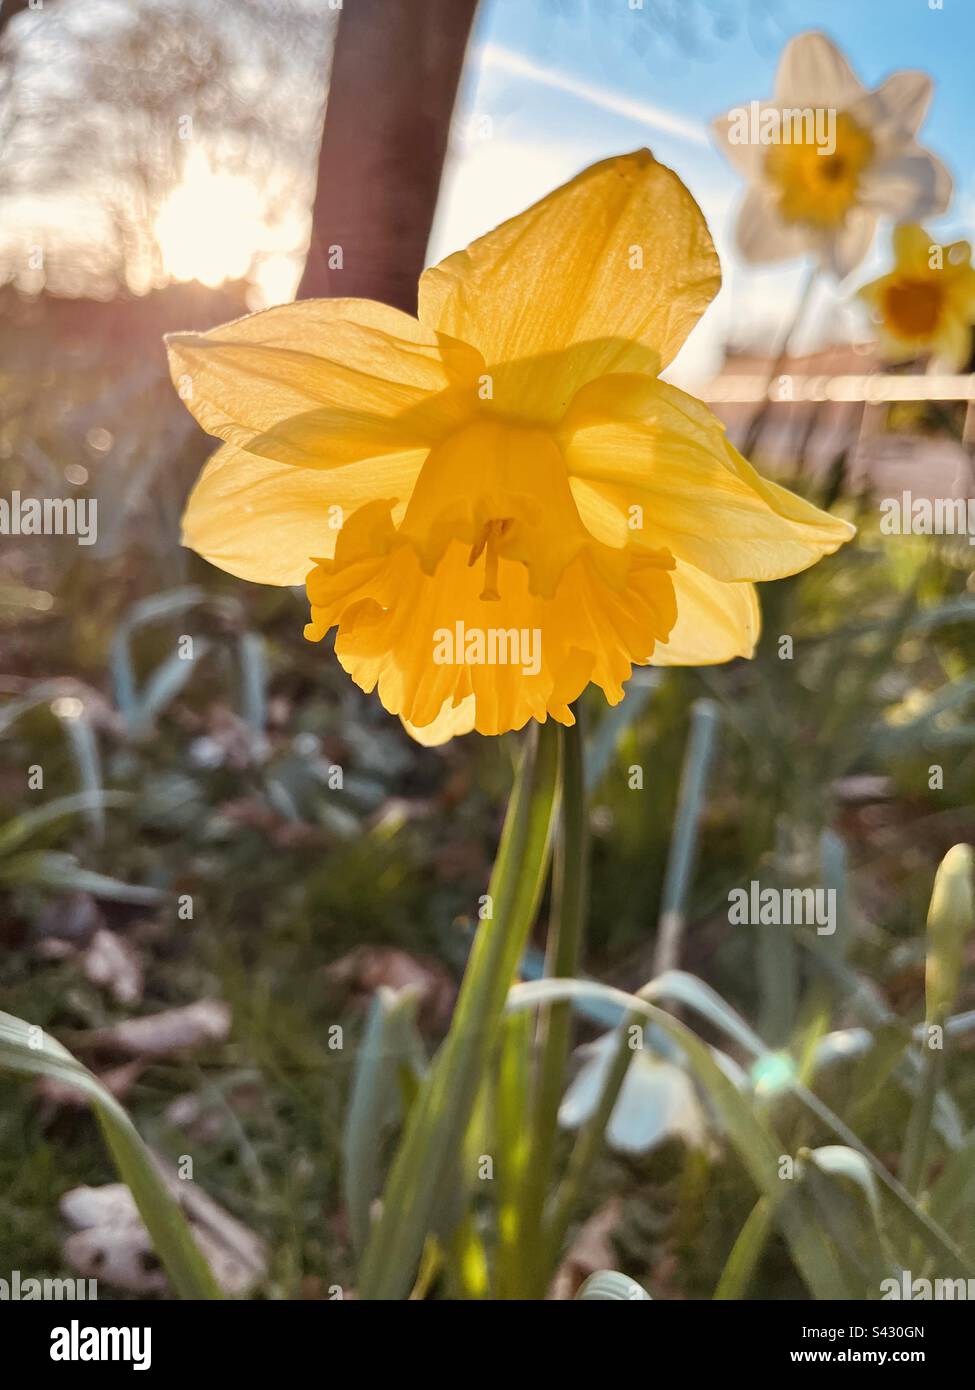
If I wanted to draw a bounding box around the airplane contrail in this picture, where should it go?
[476,42,709,146]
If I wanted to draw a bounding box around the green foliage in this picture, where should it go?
[3,355,975,1297]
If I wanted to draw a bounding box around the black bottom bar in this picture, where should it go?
[0,1298,963,1375]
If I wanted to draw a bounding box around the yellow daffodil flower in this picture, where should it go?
[167,149,853,742]
[713,31,951,278]
[857,224,975,368]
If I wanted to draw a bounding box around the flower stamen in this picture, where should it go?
[468,517,513,601]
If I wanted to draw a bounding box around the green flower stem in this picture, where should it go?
[522,715,588,1296]
[494,1010,533,1299]
[358,720,561,1300]
[901,1027,945,1197]
[713,1197,773,1299]
[543,699,719,1271]
[741,263,819,462]
[903,846,973,1197]
[542,1009,641,1274]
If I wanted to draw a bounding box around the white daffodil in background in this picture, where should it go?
[713,30,952,278]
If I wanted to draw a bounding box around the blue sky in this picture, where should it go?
[429,0,975,384]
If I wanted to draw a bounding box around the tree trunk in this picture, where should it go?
[297,0,478,314]
[0,0,33,41]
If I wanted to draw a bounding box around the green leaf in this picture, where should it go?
[513,977,849,1298]
[133,638,212,732]
[0,849,166,903]
[109,585,205,723]
[0,791,131,858]
[510,976,975,1286]
[237,632,268,740]
[714,1198,772,1300]
[55,708,106,842]
[927,1128,975,1242]
[654,698,721,975]
[798,1146,892,1294]
[343,986,426,1260]
[523,718,587,1293]
[0,1010,221,1299]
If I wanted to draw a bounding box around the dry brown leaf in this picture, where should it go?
[548,1198,623,1300]
[36,891,104,945]
[82,928,144,1005]
[164,1082,262,1144]
[61,1171,267,1297]
[81,999,231,1058]
[326,945,455,1031]
[63,1224,169,1295]
[37,1059,144,1109]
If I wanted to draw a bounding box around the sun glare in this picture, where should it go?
[154,149,268,290]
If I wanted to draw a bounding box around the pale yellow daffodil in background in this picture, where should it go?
[857,224,975,368]
[712,31,952,278]
[167,149,853,742]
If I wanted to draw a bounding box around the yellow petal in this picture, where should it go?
[181,442,427,585]
[651,565,760,666]
[561,374,854,582]
[402,696,477,747]
[892,223,936,275]
[931,314,973,370]
[166,298,482,469]
[418,150,719,422]
[856,269,895,312]
[304,503,676,737]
